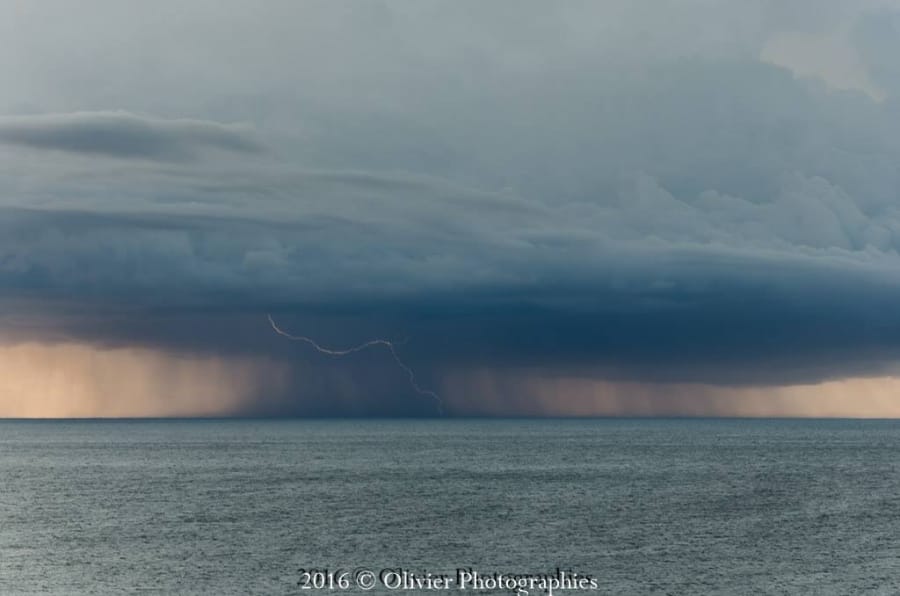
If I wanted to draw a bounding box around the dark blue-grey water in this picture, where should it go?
[2,419,900,595]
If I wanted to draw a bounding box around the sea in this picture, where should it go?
[1,419,899,595]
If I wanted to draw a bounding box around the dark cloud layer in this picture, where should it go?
[0,112,259,161]
[3,1,900,415]
[5,200,900,389]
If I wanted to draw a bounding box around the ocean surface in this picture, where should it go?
[2,419,900,595]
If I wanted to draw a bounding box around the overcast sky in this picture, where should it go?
[3,1,900,417]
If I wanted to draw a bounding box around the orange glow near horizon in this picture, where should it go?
[445,369,900,418]
[3,341,900,418]
[0,341,289,418]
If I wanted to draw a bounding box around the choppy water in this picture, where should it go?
[2,419,900,595]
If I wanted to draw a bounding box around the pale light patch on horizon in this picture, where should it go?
[760,30,886,102]
[0,341,290,418]
[445,369,900,418]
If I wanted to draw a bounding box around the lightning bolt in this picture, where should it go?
[267,314,443,414]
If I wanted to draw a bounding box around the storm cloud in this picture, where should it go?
[3,0,900,416]
[0,111,260,160]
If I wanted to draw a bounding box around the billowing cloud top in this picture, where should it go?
[2,0,900,416]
